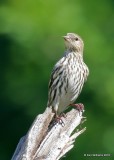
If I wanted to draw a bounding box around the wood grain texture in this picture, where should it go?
[12,107,86,160]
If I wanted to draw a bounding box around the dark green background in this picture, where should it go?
[0,0,114,159]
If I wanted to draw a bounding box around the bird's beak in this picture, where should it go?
[63,35,70,41]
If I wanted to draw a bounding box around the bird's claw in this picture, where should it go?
[54,114,66,126]
[70,103,84,114]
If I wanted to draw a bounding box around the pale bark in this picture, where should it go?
[12,107,86,160]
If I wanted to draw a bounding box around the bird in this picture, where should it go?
[47,33,89,117]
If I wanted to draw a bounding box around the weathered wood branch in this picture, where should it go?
[11,107,86,160]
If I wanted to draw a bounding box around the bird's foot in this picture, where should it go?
[70,103,84,112]
[54,113,66,126]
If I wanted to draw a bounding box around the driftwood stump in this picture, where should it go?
[11,107,86,160]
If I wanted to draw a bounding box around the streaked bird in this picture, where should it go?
[47,33,89,116]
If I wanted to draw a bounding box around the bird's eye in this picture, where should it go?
[75,37,78,41]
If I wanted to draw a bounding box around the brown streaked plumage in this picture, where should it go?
[47,33,89,116]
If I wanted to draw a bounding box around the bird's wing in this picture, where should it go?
[48,57,66,89]
[48,57,66,106]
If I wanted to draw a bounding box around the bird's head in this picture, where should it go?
[63,33,84,53]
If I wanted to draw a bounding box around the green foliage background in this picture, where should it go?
[0,0,114,159]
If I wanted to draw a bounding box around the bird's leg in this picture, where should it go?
[53,112,66,126]
[70,103,84,112]
[52,105,66,125]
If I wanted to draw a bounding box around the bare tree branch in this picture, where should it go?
[11,107,86,160]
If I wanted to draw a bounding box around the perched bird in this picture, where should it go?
[47,33,89,117]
